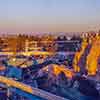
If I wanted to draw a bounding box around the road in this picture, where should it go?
[0,51,53,56]
[0,76,68,100]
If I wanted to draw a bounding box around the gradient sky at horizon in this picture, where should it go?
[0,0,100,33]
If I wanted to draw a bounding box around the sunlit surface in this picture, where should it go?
[43,64,74,78]
[86,35,100,75]
[73,34,100,75]
[73,38,88,72]
[0,76,33,94]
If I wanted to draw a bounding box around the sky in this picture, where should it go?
[0,0,100,33]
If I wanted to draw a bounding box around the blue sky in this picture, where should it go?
[0,0,100,33]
